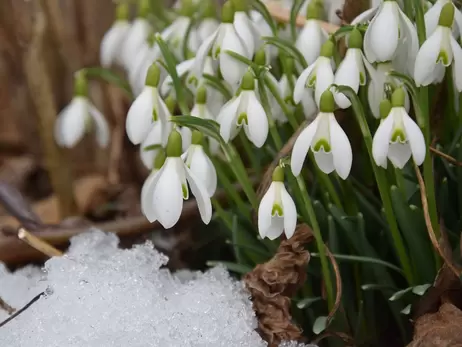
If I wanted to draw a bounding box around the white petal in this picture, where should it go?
[388,142,412,169]
[296,20,325,66]
[290,116,320,176]
[161,58,195,96]
[193,29,218,78]
[185,165,213,224]
[234,12,256,57]
[88,103,110,148]
[314,151,335,174]
[152,158,184,229]
[424,0,444,37]
[414,28,444,86]
[265,217,285,240]
[100,22,130,68]
[368,2,400,62]
[334,49,360,109]
[257,182,276,239]
[245,92,269,148]
[450,36,462,92]
[398,7,419,74]
[220,26,249,87]
[302,89,318,120]
[140,122,162,169]
[122,19,151,70]
[280,186,297,239]
[218,97,241,143]
[351,6,379,25]
[372,113,395,168]
[55,97,87,148]
[314,58,335,107]
[198,18,220,42]
[126,87,154,144]
[189,146,217,197]
[180,127,192,152]
[154,90,172,146]
[293,63,316,104]
[402,111,426,166]
[329,114,352,179]
[141,169,161,222]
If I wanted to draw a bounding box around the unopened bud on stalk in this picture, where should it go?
[166,129,183,157]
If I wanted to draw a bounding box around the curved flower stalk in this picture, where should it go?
[294,40,335,108]
[55,73,109,148]
[367,62,410,119]
[372,88,425,169]
[334,28,375,109]
[291,90,352,180]
[358,0,418,74]
[414,3,462,92]
[258,166,297,240]
[141,129,212,228]
[183,131,217,197]
[126,64,171,146]
[100,3,131,68]
[425,0,462,38]
[295,0,329,66]
[193,1,249,88]
[217,71,269,147]
[191,87,221,155]
[121,0,152,72]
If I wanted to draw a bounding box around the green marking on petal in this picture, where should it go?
[271,203,284,217]
[438,50,449,66]
[152,108,159,121]
[313,138,331,152]
[359,72,366,85]
[391,128,407,143]
[213,46,221,59]
[188,75,199,87]
[182,183,189,199]
[284,95,295,106]
[307,74,316,87]
[237,112,248,125]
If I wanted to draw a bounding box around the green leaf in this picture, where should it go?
[290,0,306,41]
[83,67,133,99]
[224,50,264,75]
[263,36,308,68]
[171,115,224,145]
[206,261,253,274]
[143,144,163,152]
[251,0,278,36]
[313,316,328,335]
[333,24,368,39]
[296,296,322,309]
[182,17,196,60]
[202,73,233,99]
[389,287,413,301]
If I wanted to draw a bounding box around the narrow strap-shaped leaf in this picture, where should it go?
[83,67,134,100]
[251,0,278,36]
[263,36,307,68]
[202,73,233,99]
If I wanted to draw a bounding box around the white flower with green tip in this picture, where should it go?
[414,3,462,92]
[372,88,426,169]
[232,0,261,58]
[258,166,297,240]
[291,90,352,180]
[217,71,269,148]
[141,130,212,228]
[55,73,109,148]
[424,0,462,38]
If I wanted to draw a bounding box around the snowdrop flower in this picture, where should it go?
[193,1,249,88]
[121,0,152,72]
[55,73,109,148]
[294,40,335,107]
[217,71,269,147]
[250,11,276,60]
[191,87,221,155]
[198,3,220,42]
[414,4,462,92]
[425,0,462,38]
[258,166,297,240]
[363,0,418,73]
[296,0,329,66]
[367,62,410,119]
[100,3,130,68]
[334,28,374,109]
[141,129,212,228]
[232,0,260,58]
[372,88,425,169]
[126,63,171,146]
[183,131,217,197]
[291,90,352,179]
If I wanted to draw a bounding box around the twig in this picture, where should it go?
[430,146,462,166]
[265,1,340,33]
[0,297,15,315]
[18,228,63,258]
[414,164,462,277]
[0,292,45,329]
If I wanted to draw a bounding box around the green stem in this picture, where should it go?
[212,198,233,229]
[296,175,335,309]
[239,133,262,176]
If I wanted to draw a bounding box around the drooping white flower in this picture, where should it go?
[294,40,335,107]
[414,3,462,92]
[367,62,410,119]
[100,3,131,68]
[295,1,329,66]
[258,166,297,240]
[424,0,462,38]
[372,88,426,169]
[126,64,171,145]
[121,11,151,72]
[55,74,109,148]
[141,130,212,228]
[217,71,269,147]
[198,14,220,43]
[233,0,260,58]
[362,0,418,74]
[334,28,375,109]
[291,90,352,179]
[183,131,217,197]
[193,1,249,88]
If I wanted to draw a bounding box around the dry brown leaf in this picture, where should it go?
[244,224,314,346]
[341,0,370,24]
[408,303,462,347]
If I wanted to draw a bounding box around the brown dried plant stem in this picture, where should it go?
[13,2,77,218]
[18,227,63,258]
